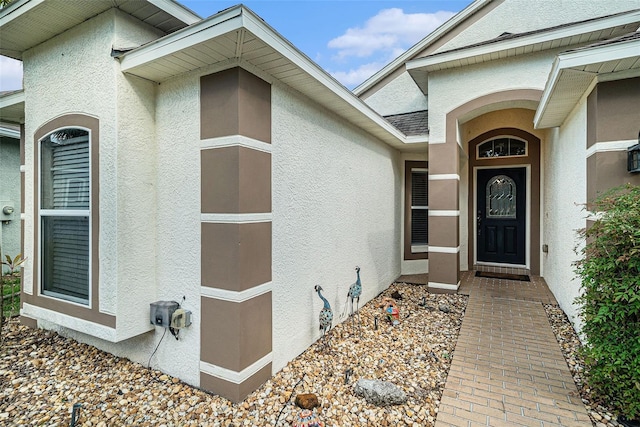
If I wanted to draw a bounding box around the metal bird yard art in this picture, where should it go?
[314,285,333,349]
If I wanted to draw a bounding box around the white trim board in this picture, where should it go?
[201,213,272,224]
[201,281,272,303]
[428,281,460,291]
[586,140,636,158]
[22,303,118,342]
[200,135,272,153]
[200,352,272,384]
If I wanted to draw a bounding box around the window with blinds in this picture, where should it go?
[40,129,90,304]
[411,168,428,245]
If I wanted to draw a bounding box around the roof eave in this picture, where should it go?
[0,0,202,60]
[0,90,26,125]
[534,38,640,129]
[121,6,416,150]
[407,10,640,74]
[353,0,492,97]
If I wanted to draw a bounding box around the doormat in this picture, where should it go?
[475,271,530,281]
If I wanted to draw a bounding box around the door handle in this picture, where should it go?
[477,211,482,236]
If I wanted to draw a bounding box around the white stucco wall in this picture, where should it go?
[542,101,587,331]
[20,9,200,379]
[22,10,119,307]
[0,136,21,272]
[271,83,401,372]
[427,49,561,143]
[436,0,640,53]
[362,71,427,117]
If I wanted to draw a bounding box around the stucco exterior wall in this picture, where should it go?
[22,10,119,308]
[435,0,640,53]
[362,71,427,117]
[0,136,21,271]
[20,9,184,364]
[271,83,401,372]
[428,49,560,144]
[542,100,587,331]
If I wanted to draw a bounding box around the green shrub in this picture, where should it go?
[575,184,640,418]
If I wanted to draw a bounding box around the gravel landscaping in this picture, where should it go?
[0,283,466,426]
[0,283,625,427]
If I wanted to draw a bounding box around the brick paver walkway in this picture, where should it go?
[435,271,591,427]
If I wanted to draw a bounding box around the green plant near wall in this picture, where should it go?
[1,251,25,345]
[575,184,640,419]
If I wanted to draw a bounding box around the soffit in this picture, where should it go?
[120,6,413,150]
[0,0,201,60]
[0,90,25,125]
[406,10,640,92]
[534,33,640,129]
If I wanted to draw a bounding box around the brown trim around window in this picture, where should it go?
[27,114,115,328]
[404,160,429,260]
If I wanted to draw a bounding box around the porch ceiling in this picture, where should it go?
[406,10,640,93]
[0,90,25,125]
[0,0,200,60]
[119,5,414,151]
[534,33,640,129]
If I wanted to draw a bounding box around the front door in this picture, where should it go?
[477,167,526,265]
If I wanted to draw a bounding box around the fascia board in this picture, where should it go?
[119,6,244,73]
[534,39,640,128]
[353,0,491,96]
[148,0,202,24]
[533,57,565,128]
[240,9,408,145]
[0,90,25,109]
[0,0,43,27]
[0,127,20,139]
[407,10,640,72]
[120,6,408,147]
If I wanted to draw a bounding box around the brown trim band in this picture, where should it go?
[201,146,271,214]
[200,292,272,371]
[31,114,114,328]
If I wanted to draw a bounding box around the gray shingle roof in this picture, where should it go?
[383,110,428,136]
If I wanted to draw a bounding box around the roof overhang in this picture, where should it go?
[0,0,201,60]
[406,10,640,93]
[0,126,20,139]
[120,5,416,150]
[353,0,493,97]
[0,90,25,125]
[534,34,640,129]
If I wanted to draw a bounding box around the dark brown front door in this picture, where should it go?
[477,167,526,265]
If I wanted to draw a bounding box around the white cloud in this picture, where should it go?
[330,61,388,87]
[0,56,23,92]
[328,8,456,60]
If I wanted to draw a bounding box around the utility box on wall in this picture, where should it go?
[150,301,179,328]
[0,201,15,221]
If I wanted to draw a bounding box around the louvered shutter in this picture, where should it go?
[40,132,90,303]
[411,170,428,245]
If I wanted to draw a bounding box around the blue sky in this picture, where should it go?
[0,0,471,91]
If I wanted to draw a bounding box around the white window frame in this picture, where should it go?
[38,127,92,307]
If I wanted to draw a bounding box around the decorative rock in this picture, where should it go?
[438,303,450,313]
[295,393,319,409]
[354,379,407,406]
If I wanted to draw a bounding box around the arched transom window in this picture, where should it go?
[477,137,527,159]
